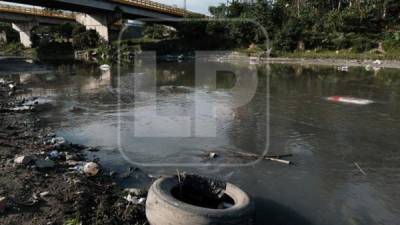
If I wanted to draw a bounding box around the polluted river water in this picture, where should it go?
[1,58,400,225]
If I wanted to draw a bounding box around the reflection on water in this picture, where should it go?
[2,59,400,225]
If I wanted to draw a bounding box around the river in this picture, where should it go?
[1,57,400,225]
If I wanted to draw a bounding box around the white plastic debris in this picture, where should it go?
[124,188,143,196]
[326,96,374,105]
[124,194,146,205]
[83,162,100,177]
[209,152,218,159]
[49,150,60,159]
[51,137,65,145]
[39,191,50,198]
[337,66,349,72]
[99,64,111,71]
[14,156,34,165]
[373,59,382,65]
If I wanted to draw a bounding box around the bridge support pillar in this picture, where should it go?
[12,22,35,48]
[76,14,109,42]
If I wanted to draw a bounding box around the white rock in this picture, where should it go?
[83,162,100,177]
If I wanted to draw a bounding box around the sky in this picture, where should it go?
[154,0,226,14]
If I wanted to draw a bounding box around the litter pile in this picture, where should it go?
[0,78,148,225]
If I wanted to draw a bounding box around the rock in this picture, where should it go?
[14,155,34,165]
[0,196,6,213]
[83,162,100,177]
[35,159,55,169]
[86,147,99,152]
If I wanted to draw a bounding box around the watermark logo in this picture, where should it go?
[116,18,270,167]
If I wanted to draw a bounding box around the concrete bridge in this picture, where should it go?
[0,0,188,47]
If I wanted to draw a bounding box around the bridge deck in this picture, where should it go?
[0,0,187,20]
[0,4,75,20]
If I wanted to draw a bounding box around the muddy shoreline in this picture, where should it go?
[0,80,149,224]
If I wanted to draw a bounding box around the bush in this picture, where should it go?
[37,40,74,60]
[1,42,25,55]
[72,29,101,50]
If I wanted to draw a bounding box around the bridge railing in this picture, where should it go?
[112,0,187,17]
[0,4,75,20]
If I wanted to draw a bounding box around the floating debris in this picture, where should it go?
[99,64,111,71]
[337,66,349,72]
[326,96,374,105]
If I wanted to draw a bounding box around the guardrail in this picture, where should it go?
[0,4,75,20]
[111,0,187,17]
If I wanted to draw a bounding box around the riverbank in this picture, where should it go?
[0,80,148,225]
[265,57,400,69]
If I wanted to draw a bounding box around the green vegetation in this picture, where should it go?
[172,0,400,59]
[0,22,24,55]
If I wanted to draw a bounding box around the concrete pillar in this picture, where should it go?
[12,22,35,48]
[0,31,7,43]
[76,14,109,41]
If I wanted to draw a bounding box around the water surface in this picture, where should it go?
[2,58,400,225]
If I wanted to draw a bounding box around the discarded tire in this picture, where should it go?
[146,176,254,225]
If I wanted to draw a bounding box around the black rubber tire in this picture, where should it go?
[146,176,255,225]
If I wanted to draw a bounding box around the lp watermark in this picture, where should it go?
[116,18,270,167]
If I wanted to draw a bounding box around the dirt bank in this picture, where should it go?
[0,80,149,225]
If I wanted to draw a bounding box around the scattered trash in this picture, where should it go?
[365,64,372,71]
[0,196,6,213]
[354,162,367,176]
[373,59,382,65]
[39,191,50,198]
[209,152,218,159]
[326,96,374,105]
[51,137,66,145]
[124,194,146,205]
[49,150,60,159]
[35,159,55,169]
[124,188,144,196]
[83,162,100,177]
[99,64,111,71]
[14,155,34,165]
[227,150,292,165]
[337,66,349,72]
[47,133,56,138]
